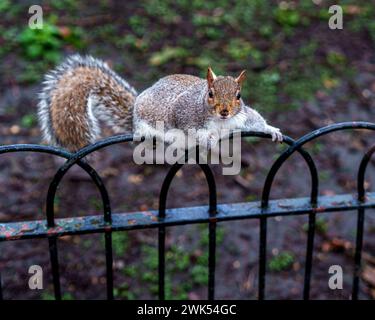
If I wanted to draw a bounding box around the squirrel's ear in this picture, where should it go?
[207,67,217,88]
[235,70,246,85]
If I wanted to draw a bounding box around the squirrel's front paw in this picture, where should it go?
[197,131,219,150]
[165,130,188,149]
[208,139,218,150]
[267,126,283,143]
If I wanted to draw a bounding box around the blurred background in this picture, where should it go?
[0,0,375,299]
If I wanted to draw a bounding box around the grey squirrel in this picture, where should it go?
[38,54,283,152]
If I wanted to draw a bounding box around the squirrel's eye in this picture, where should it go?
[208,91,214,98]
[236,93,241,100]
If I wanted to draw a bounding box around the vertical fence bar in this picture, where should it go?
[105,231,114,300]
[303,212,316,300]
[103,189,113,300]
[48,236,61,300]
[47,184,62,301]
[204,161,217,301]
[158,226,166,300]
[303,177,318,300]
[353,144,375,299]
[0,270,3,300]
[258,216,267,300]
[104,204,113,300]
[352,207,365,300]
[47,186,61,301]
[208,220,216,300]
[158,137,171,301]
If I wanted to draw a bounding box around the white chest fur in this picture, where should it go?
[205,111,247,131]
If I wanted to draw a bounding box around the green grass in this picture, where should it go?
[269,251,295,272]
[1,0,371,114]
[111,232,130,256]
[112,224,225,299]
[303,217,328,235]
[16,15,85,65]
[149,47,189,67]
[41,291,74,300]
[20,114,37,129]
[114,283,137,300]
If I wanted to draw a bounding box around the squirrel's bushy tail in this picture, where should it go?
[38,54,137,152]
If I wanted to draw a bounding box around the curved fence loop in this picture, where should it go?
[259,122,375,300]
[0,144,112,300]
[0,144,111,226]
[158,163,217,217]
[45,134,133,225]
[357,144,375,202]
[261,137,319,207]
[262,122,375,207]
[239,133,319,300]
[238,133,319,207]
[159,145,217,217]
[158,163,183,218]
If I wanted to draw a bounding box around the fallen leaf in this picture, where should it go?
[362,265,375,287]
[128,174,143,184]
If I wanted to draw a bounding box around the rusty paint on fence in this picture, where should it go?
[1,192,374,241]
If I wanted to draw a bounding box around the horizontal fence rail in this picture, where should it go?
[1,193,374,239]
[0,121,374,300]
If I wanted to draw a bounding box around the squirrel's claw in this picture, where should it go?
[268,126,283,143]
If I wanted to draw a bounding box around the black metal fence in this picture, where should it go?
[1,121,375,300]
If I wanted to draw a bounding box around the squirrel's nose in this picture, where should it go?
[220,109,229,117]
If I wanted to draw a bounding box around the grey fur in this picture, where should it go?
[133,75,283,146]
[38,55,282,150]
